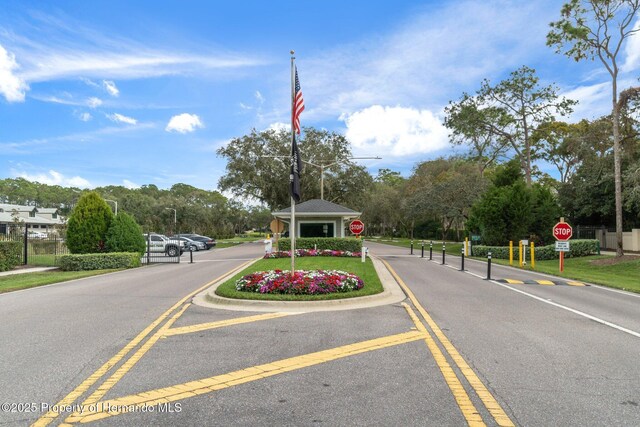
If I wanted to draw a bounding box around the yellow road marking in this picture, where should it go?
[566,281,585,287]
[164,312,294,337]
[382,259,515,427]
[79,303,192,407]
[64,331,428,423]
[401,303,485,426]
[505,279,523,284]
[536,280,555,286]
[32,258,257,427]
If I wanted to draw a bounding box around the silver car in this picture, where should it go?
[172,236,206,251]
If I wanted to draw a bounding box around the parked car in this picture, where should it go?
[143,233,185,257]
[27,231,48,239]
[175,234,217,250]
[171,236,206,251]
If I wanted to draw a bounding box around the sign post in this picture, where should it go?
[553,218,573,273]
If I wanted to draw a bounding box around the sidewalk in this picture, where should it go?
[0,266,58,277]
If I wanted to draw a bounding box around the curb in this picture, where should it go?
[192,255,407,312]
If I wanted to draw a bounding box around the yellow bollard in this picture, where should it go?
[509,241,513,265]
[465,237,469,256]
[530,242,535,269]
[518,241,523,267]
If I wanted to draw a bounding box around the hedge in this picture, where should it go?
[471,239,599,261]
[277,238,362,252]
[59,252,141,271]
[0,241,22,272]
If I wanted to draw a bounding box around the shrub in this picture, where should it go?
[471,239,598,260]
[59,252,141,271]
[106,212,146,253]
[264,249,361,259]
[0,241,22,272]
[66,192,114,254]
[278,238,362,252]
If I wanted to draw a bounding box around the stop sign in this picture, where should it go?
[349,220,365,235]
[553,222,573,241]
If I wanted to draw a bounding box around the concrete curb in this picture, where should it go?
[192,255,407,313]
[0,266,59,277]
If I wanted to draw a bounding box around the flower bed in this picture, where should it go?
[235,269,364,294]
[264,249,361,259]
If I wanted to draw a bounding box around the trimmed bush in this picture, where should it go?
[0,240,22,272]
[471,239,598,260]
[66,192,114,254]
[278,238,362,252]
[106,212,146,253]
[59,252,141,271]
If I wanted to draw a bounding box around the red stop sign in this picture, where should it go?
[553,222,573,241]
[349,220,365,235]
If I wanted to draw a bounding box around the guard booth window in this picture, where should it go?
[300,223,334,238]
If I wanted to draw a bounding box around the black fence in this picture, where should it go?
[141,232,184,264]
[4,229,69,267]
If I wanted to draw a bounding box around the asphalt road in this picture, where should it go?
[0,241,638,426]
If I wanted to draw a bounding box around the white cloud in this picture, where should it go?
[107,113,137,125]
[340,105,448,157]
[87,97,102,108]
[303,1,556,119]
[103,80,119,96]
[15,169,91,188]
[0,44,29,102]
[165,113,203,133]
[122,179,139,189]
[267,122,290,132]
[622,20,640,72]
[79,112,92,121]
[255,90,265,103]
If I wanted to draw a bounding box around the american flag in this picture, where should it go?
[293,67,305,134]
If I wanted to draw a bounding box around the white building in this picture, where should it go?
[0,203,66,235]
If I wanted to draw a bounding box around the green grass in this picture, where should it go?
[215,256,383,301]
[215,236,262,249]
[366,237,464,255]
[25,254,62,266]
[0,269,123,294]
[485,255,640,292]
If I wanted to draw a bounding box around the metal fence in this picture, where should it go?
[141,232,183,264]
[4,229,69,267]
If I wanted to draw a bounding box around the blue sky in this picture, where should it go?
[1,0,639,194]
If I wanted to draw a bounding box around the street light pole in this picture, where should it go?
[105,199,118,215]
[303,157,381,200]
[165,208,176,232]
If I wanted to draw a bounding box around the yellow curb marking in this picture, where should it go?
[401,303,485,426]
[164,312,294,337]
[536,280,555,286]
[64,331,428,423]
[382,259,515,427]
[505,279,523,284]
[32,258,257,427]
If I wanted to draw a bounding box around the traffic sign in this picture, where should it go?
[349,220,365,235]
[555,241,570,252]
[553,222,573,241]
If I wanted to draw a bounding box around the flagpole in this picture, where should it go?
[290,50,296,276]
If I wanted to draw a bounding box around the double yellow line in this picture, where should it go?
[382,259,515,427]
[33,259,257,427]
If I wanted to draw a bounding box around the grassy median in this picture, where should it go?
[0,269,123,294]
[215,256,383,301]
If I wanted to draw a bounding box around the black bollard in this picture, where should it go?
[421,241,424,258]
[460,247,465,271]
[190,247,194,264]
[410,240,414,255]
[429,241,433,260]
[486,251,492,280]
[442,242,446,265]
